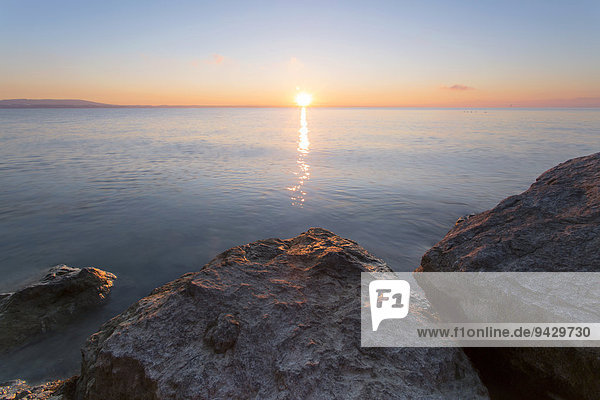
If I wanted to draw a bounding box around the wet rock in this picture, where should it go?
[418,152,600,399]
[76,228,488,399]
[0,265,116,353]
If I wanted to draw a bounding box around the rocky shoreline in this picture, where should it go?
[1,153,598,399]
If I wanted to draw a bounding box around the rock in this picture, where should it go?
[417,152,600,399]
[0,265,116,353]
[0,377,75,400]
[420,152,600,273]
[454,213,476,225]
[76,228,488,400]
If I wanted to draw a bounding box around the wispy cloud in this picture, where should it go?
[190,54,228,68]
[205,54,225,65]
[443,84,474,91]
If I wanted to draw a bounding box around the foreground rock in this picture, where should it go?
[0,377,75,400]
[418,153,600,399]
[0,265,116,353]
[76,228,488,399]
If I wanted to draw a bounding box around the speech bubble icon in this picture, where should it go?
[369,280,410,331]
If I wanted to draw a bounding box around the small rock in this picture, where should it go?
[454,213,475,225]
[0,378,71,400]
[0,265,116,353]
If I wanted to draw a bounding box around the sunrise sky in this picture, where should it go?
[1,0,599,107]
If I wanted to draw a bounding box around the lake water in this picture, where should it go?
[1,107,599,382]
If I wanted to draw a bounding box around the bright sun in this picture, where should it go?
[295,92,313,107]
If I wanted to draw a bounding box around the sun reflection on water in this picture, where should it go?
[288,107,310,207]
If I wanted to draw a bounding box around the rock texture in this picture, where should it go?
[418,152,600,399]
[76,228,488,400]
[0,265,116,353]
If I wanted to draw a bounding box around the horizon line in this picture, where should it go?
[2,105,599,109]
[1,98,599,109]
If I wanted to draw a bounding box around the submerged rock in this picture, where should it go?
[418,152,600,399]
[76,228,488,399]
[0,265,116,353]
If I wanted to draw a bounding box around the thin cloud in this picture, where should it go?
[205,54,226,65]
[443,84,474,91]
[190,54,228,68]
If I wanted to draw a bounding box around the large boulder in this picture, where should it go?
[420,152,600,273]
[76,228,488,400]
[0,265,116,353]
[418,153,600,399]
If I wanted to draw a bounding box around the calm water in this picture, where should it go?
[1,108,599,381]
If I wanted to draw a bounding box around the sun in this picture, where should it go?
[295,92,313,107]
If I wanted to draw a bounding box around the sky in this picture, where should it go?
[1,0,599,107]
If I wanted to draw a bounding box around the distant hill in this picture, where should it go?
[0,99,121,108]
[0,99,264,108]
